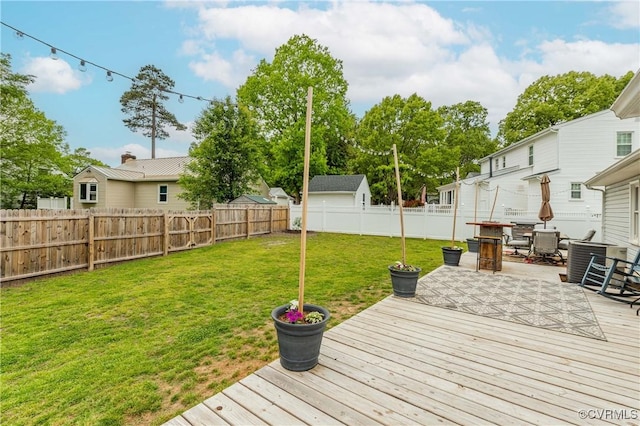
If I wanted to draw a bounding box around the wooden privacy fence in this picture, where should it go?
[0,205,289,283]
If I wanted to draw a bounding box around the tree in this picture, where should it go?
[178,96,261,207]
[237,34,355,201]
[498,71,635,145]
[1,53,106,209]
[349,94,447,204]
[120,65,186,159]
[437,101,497,179]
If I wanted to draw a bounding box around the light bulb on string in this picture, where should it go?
[178,95,184,104]
[14,30,24,40]
[106,71,113,82]
[50,47,58,60]
[78,60,87,72]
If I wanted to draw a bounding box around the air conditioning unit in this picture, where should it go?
[606,246,627,266]
[566,242,626,283]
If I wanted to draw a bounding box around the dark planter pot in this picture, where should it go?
[388,266,422,298]
[271,304,330,371]
[442,247,463,266]
[466,238,479,253]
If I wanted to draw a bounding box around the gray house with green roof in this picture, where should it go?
[307,175,371,208]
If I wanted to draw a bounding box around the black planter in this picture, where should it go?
[388,266,422,298]
[442,247,463,266]
[271,304,330,371]
[466,238,479,253]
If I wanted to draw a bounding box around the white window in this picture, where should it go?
[617,132,632,156]
[502,156,506,168]
[528,145,534,166]
[495,158,499,170]
[79,182,97,203]
[158,185,168,203]
[631,181,640,245]
[570,183,581,199]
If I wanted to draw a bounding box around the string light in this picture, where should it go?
[0,21,214,103]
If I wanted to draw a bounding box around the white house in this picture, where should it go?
[268,187,293,206]
[438,109,639,221]
[584,70,640,262]
[307,175,371,208]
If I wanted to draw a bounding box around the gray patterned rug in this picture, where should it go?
[411,266,606,341]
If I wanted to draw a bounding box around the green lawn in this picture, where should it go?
[1,232,451,425]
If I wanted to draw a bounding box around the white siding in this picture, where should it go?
[458,110,639,217]
[601,180,639,263]
[308,193,355,207]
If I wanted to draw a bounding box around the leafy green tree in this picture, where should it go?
[498,71,635,145]
[1,53,105,209]
[349,94,447,204]
[178,96,261,207]
[120,65,187,159]
[437,101,497,179]
[237,34,355,201]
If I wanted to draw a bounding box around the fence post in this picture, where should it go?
[163,213,169,256]
[269,206,274,233]
[211,207,217,244]
[246,206,251,239]
[88,211,94,271]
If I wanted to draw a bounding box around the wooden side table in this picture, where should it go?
[476,235,502,273]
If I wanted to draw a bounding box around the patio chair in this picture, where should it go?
[529,229,564,264]
[558,229,596,250]
[580,250,640,311]
[504,234,531,256]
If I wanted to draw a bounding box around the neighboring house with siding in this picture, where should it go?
[438,109,639,220]
[585,70,640,262]
[307,175,371,208]
[268,187,293,206]
[74,153,273,210]
[74,154,192,210]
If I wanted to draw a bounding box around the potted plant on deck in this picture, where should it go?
[271,87,330,371]
[387,144,422,297]
[442,167,463,266]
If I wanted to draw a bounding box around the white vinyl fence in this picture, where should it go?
[289,203,602,243]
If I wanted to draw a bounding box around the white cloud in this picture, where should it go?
[181,0,639,133]
[607,1,640,29]
[22,56,90,94]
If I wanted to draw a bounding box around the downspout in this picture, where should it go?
[585,182,606,241]
[489,156,493,178]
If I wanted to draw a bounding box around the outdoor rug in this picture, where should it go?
[412,266,606,341]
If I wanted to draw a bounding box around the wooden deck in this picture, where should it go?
[166,255,640,425]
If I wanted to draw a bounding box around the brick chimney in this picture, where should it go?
[121,152,136,164]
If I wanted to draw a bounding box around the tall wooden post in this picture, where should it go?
[392,144,406,265]
[298,87,313,311]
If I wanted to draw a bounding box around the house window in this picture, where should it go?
[158,185,168,203]
[570,183,581,199]
[495,158,499,170]
[528,146,534,166]
[631,181,640,245]
[617,132,632,156]
[502,156,506,168]
[79,183,97,203]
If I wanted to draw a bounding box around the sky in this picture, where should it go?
[2,0,639,168]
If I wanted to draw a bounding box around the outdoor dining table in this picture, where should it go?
[466,221,514,272]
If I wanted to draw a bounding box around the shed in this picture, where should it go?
[307,175,371,208]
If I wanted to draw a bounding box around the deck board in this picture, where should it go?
[164,260,640,426]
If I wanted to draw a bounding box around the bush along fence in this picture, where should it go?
[0,205,289,284]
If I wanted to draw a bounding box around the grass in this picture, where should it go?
[1,232,452,425]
